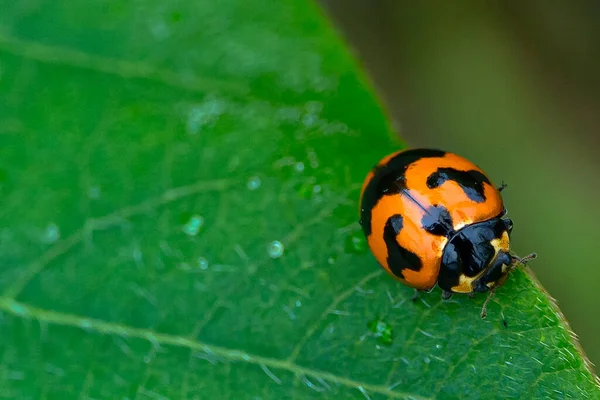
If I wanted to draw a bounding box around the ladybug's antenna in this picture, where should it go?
[511,252,538,267]
[508,252,538,276]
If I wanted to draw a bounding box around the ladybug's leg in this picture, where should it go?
[480,289,496,319]
[411,289,419,302]
[497,182,507,192]
[441,290,453,300]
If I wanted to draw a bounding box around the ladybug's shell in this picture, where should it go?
[360,149,505,291]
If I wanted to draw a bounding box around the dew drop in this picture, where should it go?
[42,223,60,244]
[294,162,305,173]
[8,302,27,316]
[313,184,322,194]
[367,318,393,345]
[183,215,204,236]
[79,319,92,329]
[327,255,337,265]
[247,176,261,190]
[198,257,209,270]
[267,240,284,259]
[295,301,302,307]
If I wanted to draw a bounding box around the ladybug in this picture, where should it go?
[359,148,536,318]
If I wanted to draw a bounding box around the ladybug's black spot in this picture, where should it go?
[421,205,455,237]
[384,214,422,278]
[426,167,490,203]
[387,214,404,234]
[360,149,446,237]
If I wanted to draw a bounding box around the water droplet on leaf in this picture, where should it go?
[183,215,204,236]
[8,301,27,316]
[43,223,60,244]
[294,162,305,173]
[198,257,209,270]
[367,318,393,345]
[247,176,261,190]
[79,319,92,329]
[267,240,284,259]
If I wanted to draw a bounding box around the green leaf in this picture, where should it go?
[0,0,598,398]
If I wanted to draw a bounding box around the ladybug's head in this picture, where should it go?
[472,219,514,292]
[438,217,514,294]
[472,247,513,293]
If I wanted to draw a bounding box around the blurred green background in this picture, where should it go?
[320,0,600,370]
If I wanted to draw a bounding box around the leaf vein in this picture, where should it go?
[384,298,445,386]
[431,330,498,396]
[2,178,235,299]
[286,270,383,363]
[0,33,249,97]
[0,297,430,400]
